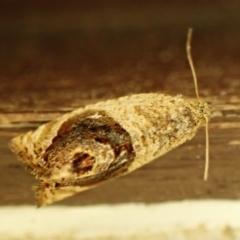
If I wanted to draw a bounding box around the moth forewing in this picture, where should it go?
[10,29,210,206]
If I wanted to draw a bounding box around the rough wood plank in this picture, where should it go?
[0,1,240,205]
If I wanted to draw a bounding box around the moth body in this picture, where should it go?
[10,93,210,206]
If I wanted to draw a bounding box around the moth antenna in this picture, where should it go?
[204,117,209,181]
[186,28,209,181]
[186,28,199,100]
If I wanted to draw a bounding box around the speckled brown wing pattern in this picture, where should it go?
[10,93,210,206]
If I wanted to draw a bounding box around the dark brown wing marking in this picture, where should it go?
[40,110,136,182]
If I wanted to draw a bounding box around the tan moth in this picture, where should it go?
[10,29,210,207]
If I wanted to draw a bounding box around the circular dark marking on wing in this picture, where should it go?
[72,153,94,174]
[42,110,136,180]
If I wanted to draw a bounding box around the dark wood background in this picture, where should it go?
[0,0,240,206]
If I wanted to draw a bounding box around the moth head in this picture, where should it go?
[192,100,210,123]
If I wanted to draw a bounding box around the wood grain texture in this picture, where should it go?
[0,0,240,205]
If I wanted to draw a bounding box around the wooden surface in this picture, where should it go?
[0,1,240,206]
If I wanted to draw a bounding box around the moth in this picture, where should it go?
[10,29,210,206]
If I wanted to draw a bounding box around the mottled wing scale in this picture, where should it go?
[34,111,136,206]
[10,94,209,206]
